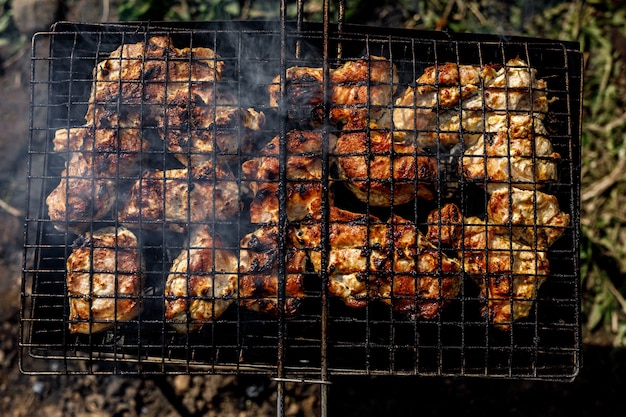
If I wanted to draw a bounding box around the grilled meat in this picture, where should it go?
[460,122,560,191]
[293,207,384,309]
[66,227,144,334]
[242,130,327,224]
[459,217,550,330]
[238,225,307,316]
[377,214,462,319]
[393,58,551,150]
[426,201,464,246]
[294,207,461,317]
[118,160,240,232]
[268,56,398,126]
[393,63,495,149]
[160,90,266,166]
[238,130,317,316]
[487,187,570,249]
[333,112,437,206]
[46,166,115,235]
[427,204,555,329]
[165,225,239,333]
[47,126,150,233]
[52,126,149,177]
[87,36,224,128]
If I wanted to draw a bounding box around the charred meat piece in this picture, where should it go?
[160,90,266,166]
[118,160,240,232]
[87,36,224,128]
[46,158,115,234]
[427,204,553,329]
[294,207,461,317]
[52,126,149,177]
[487,187,570,249]
[377,214,462,319]
[393,63,494,149]
[66,227,144,334]
[47,127,150,234]
[165,225,239,333]
[242,130,328,224]
[293,207,386,309]
[268,56,398,126]
[393,58,551,149]
[333,113,438,206]
[460,122,560,192]
[426,202,464,246]
[459,217,550,330]
[238,225,307,317]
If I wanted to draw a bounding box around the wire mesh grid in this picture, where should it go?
[21,19,582,381]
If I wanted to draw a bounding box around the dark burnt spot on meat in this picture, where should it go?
[295,183,308,196]
[246,234,276,253]
[370,242,383,252]
[99,64,110,77]
[250,276,267,295]
[247,254,275,273]
[356,272,369,282]
[142,65,162,80]
[72,235,90,249]
[373,257,387,271]
[491,274,512,289]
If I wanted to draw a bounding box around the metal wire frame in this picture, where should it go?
[20,2,583,415]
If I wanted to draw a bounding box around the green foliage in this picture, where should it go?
[0,0,25,56]
[164,0,241,21]
[117,0,176,21]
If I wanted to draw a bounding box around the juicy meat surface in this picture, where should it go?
[458,217,550,330]
[47,126,150,234]
[46,165,115,234]
[87,36,224,128]
[460,121,560,191]
[118,160,240,232]
[377,214,463,319]
[333,113,438,207]
[66,227,144,334]
[165,225,239,333]
[487,187,570,249]
[242,130,327,224]
[160,90,266,166]
[294,207,462,317]
[268,56,398,126]
[52,126,149,177]
[426,204,555,329]
[393,58,550,150]
[238,225,307,317]
[293,207,385,309]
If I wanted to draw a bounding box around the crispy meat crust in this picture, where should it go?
[118,160,240,232]
[238,225,307,317]
[268,56,398,126]
[67,227,144,334]
[165,225,239,333]
[242,131,327,224]
[87,36,224,128]
[294,207,462,317]
[333,113,437,206]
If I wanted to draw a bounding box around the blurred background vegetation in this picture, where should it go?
[3,0,626,346]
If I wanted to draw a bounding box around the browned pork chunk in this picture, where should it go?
[118,160,240,232]
[165,225,239,333]
[66,227,144,334]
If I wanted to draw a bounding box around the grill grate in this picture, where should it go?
[21,16,582,383]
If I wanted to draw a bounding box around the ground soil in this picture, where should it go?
[1,2,625,416]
